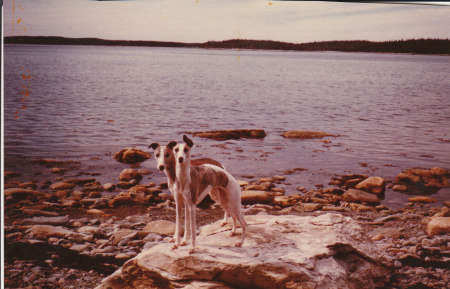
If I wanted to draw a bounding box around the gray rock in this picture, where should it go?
[95,214,391,289]
[24,216,70,226]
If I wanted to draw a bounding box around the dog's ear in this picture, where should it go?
[167,141,177,149]
[149,143,159,150]
[183,135,194,147]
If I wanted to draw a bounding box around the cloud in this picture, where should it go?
[3,0,449,42]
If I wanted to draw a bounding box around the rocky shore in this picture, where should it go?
[3,149,449,289]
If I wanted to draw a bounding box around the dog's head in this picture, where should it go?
[174,135,194,165]
[149,141,177,171]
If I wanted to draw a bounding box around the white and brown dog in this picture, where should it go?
[173,135,247,253]
[149,140,229,248]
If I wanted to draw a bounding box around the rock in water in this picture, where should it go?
[341,189,381,205]
[355,176,386,195]
[191,129,266,141]
[394,167,449,195]
[95,214,390,289]
[281,131,338,139]
[114,148,151,164]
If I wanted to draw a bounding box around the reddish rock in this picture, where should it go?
[281,131,338,139]
[341,189,381,205]
[241,190,274,205]
[114,148,151,164]
[394,167,449,194]
[119,168,141,181]
[191,129,266,141]
[355,177,386,195]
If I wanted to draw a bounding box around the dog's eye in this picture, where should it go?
[175,148,179,152]
[184,148,188,153]
[155,154,160,158]
[165,154,170,158]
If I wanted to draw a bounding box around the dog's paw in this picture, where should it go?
[229,231,236,237]
[220,220,227,227]
[169,238,175,243]
[171,244,179,250]
[188,246,195,254]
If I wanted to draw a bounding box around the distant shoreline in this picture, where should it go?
[4,36,450,55]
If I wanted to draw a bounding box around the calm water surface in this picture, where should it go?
[4,44,450,208]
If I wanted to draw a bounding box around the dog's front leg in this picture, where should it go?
[181,202,189,246]
[172,194,183,250]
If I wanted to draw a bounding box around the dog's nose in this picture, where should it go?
[178,157,184,163]
[158,165,165,171]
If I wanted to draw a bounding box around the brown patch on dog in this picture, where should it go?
[190,158,223,169]
[163,146,176,182]
[190,165,229,203]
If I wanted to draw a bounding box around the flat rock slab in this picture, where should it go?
[96,214,390,289]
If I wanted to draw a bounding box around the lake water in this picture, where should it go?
[4,44,450,208]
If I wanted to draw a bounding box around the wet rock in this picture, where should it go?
[272,196,295,207]
[349,203,373,212]
[355,176,386,195]
[322,188,345,195]
[24,216,70,226]
[241,190,274,205]
[87,209,106,215]
[191,129,266,141]
[142,220,176,236]
[50,182,75,191]
[49,168,65,174]
[114,148,151,164]
[109,195,137,208]
[4,188,47,203]
[111,229,137,245]
[341,189,381,205]
[95,214,390,289]
[426,217,450,236]
[394,167,449,194]
[21,209,60,217]
[103,183,116,192]
[4,171,21,179]
[298,203,323,212]
[137,169,152,175]
[237,180,250,187]
[31,225,75,238]
[408,196,437,203]
[245,183,272,191]
[119,168,141,182]
[117,180,139,189]
[281,130,338,139]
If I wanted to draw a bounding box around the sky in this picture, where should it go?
[3,0,450,43]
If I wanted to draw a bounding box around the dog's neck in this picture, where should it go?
[176,156,191,191]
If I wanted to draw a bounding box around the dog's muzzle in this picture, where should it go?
[178,157,184,164]
[158,165,165,171]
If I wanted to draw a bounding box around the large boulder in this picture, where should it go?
[114,148,151,164]
[191,129,266,141]
[341,189,381,205]
[241,190,274,204]
[394,167,449,195]
[281,131,338,139]
[95,214,390,289]
[355,176,386,195]
[119,168,141,181]
[426,217,450,236]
